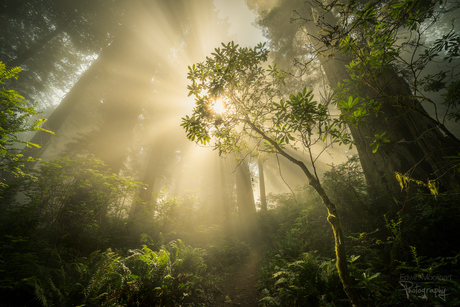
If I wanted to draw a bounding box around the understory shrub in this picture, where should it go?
[258,252,346,307]
[25,240,220,307]
[258,156,460,306]
[23,156,142,256]
[205,237,251,272]
[0,156,225,306]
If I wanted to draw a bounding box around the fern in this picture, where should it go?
[24,276,51,307]
[83,249,122,304]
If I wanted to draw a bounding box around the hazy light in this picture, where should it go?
[198,89,228,116]
[211,98,226,114]
[199,89,208,97]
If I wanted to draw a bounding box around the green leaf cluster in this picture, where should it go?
[271,87,330,147]
[183,41,357,160]
[22,156,142,254]
[0,62,53,189]
[182,41,285,154]
[24,241,215,307]
[259,251,344,306]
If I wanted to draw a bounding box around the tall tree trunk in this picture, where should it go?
[88,26,156,227]
[219,157,233,231]
[236,159,256,216]
[210,154,234,223]
[235,159,257,240]
[21,33,128,164]
[258,157,267,211]
[93,74,144,174]
[131,136,166,219]
[0,36,124,186]
[303,6,460,209]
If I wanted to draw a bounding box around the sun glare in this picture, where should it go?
[199,89,228,115]
[211,98,226,115]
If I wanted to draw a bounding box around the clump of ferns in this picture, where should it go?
[82,248,142,305]
[25,263,70,307]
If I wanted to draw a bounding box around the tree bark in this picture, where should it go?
[303,6,460,208]
[236,159,256,216]
[210,154,234,223]
[92,74,144,174]
[235,158,258,240]
[219,157,234,229]
[131,136,166,219]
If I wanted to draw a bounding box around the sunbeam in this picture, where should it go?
[3,0,458,305]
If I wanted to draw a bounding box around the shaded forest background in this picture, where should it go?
[0,0,459,306]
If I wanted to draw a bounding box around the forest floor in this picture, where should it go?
[213,246,262,306]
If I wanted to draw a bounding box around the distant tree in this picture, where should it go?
[182,42,361,305]
[22,35,132,164]
[131,134,168,220]
[258,157,267,211]
[235,158,257,238]
[236,159,256,216]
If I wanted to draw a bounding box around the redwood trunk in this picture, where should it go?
[236,159,257,239]
[132,137,166,219]
[236,160,256,216]
[22,33,128,164]
[303,7,460,208]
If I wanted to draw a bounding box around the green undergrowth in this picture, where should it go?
[256,187,347,306]
[0,223,251,307]
[256,158,460,306]
[0,156,252,306]
[1,155,459,306]
[1,235,252,307]
[25,241,216,307]
[258,251,346,306]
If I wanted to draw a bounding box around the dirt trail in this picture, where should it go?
[214,247,262,306]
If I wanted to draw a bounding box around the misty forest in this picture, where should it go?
[1,0,460,306]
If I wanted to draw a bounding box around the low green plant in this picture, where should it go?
[24,240,220,307]
[0,62,52,191]
[23,156,141,255]
[205,237,250,271]
[264,186,334,259]
[258,252,345,306]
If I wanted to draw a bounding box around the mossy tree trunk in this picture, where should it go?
[247,121,361,307]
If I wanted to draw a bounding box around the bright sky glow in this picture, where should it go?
[211,98,226,114]
[213,0,266,47]
[41,0,356,201]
